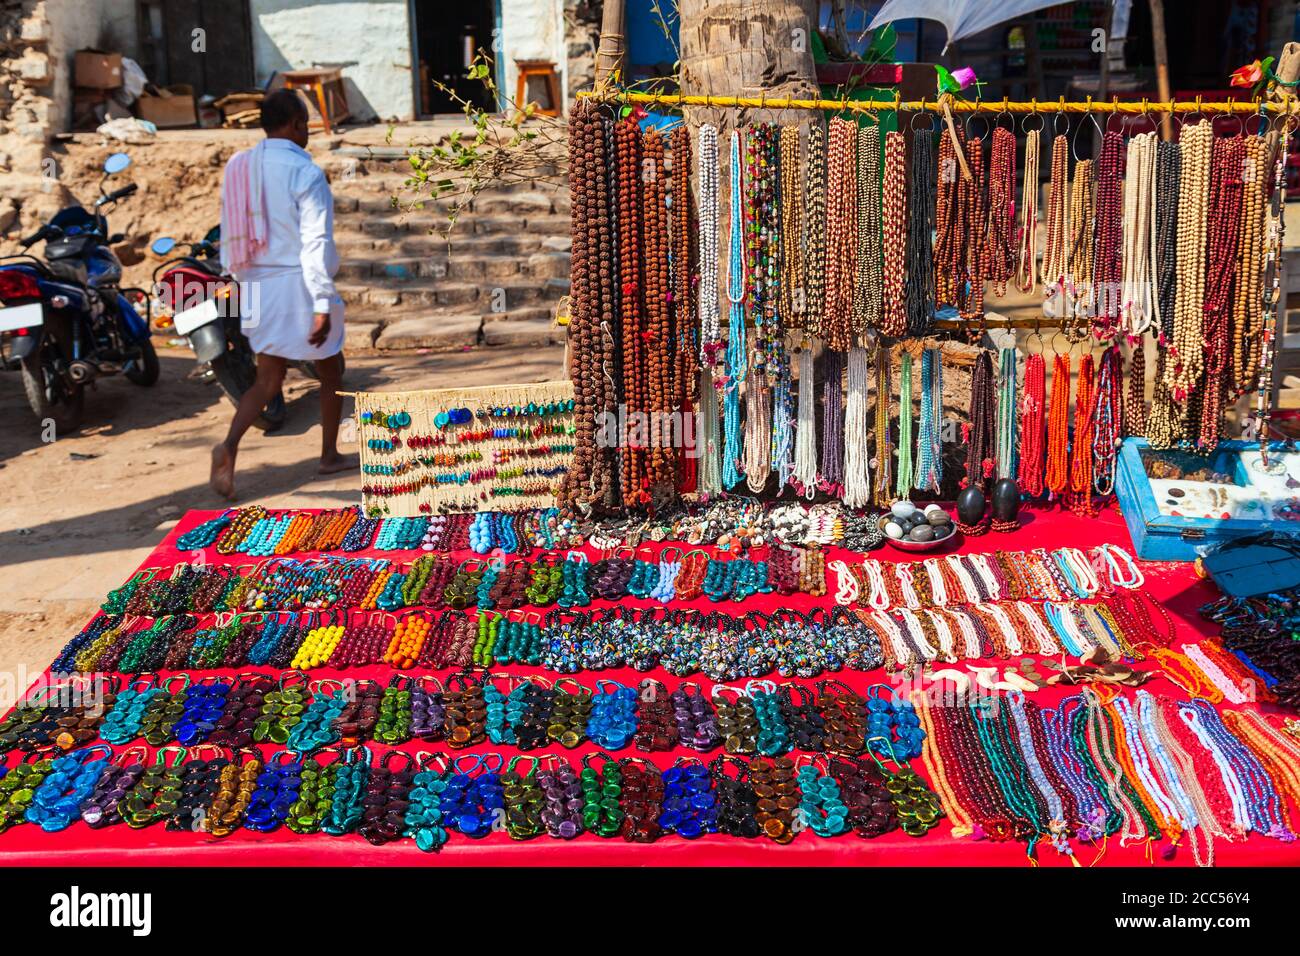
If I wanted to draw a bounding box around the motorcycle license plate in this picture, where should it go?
[0,301,44,333]
[173,297,221,336]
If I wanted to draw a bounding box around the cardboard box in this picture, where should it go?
[72,88,130,131]
[135,84,197,128]
[75,49,123,90]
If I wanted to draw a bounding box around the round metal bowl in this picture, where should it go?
[876,514,961,553]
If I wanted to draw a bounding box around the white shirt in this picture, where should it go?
[233,138,339,314]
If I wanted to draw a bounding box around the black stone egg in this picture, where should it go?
[956,486,987,526]
[991,478,1021,522]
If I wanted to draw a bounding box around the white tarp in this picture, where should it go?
[868,0,1097,48]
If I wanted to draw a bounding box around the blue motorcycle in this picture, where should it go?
[0,152,157,431]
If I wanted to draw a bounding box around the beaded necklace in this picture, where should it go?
[1165,120,1214,420]
[1069,352,1097,515]
[914,347,943,493]
[1045,353,1072,497]
[1066,157,1096,337]
[1090,344,1123,495]
[906,128,937,335]
[882,132,910,337]
[964,348,996,492]
[894,350,915,496]
[697,123,721,361]
[778,124,804,326]
[842,346,873,508]
[1198,134,1247,449]
[823,117,858,351]
[816,349,844,495]
[983,125,1017,298]
[1092,130,1126,337]
[723,130,747,491]
[1019,351,1047,495]
[802,120,827,336]
[852,123,883,333]
[1041,133,1070,315]
[616,118,648,500]
[792,344,818,497]
[1016,125,1041,294]
[1233,135,1268,396]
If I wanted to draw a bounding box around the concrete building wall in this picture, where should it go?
[44,0,113,132]
[499,0,567,113]
[249,0,414,121]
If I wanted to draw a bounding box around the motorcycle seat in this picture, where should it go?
[45,259,89,285]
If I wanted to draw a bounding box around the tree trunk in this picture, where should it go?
[678,0,821,134]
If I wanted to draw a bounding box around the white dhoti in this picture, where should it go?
[238,265,345,361]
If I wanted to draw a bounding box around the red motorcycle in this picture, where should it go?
[151,230,285,431]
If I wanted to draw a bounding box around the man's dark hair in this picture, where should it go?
[260,89,308,133]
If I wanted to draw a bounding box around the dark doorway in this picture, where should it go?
[412,0,499,115]
[136,0,255,97]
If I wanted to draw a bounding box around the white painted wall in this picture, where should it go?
[249,0,414,121]
[44,0,115,131]
[499,0,567,114]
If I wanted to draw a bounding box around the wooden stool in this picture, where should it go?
[514,60,561,117]
[281,68,351,134]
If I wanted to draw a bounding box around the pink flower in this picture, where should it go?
[951,67,979,90]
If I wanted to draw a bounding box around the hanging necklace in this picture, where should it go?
[915,347,944,493]
[1090,344,1123,496]
[1066,157,1096,338]
[1233,135,1268,396]
[697,123,722,362]
[743,370,772,494]
[1092,130,1126,338]
[852,123,883,334]
[778,124,804,327]
[615,118,648,501]
[1198,134,1246,449]
[896,350,915,497]
[820,349,845,494]
[880,130,908,336]
[996,346,1019,481]
[1016,124,1041,294]
[874,345,894,506]
[803,120,827,337]
[1019,351,1047,496]
[792,344,818,498]
[906,127,937,335]
[842,346,874,508]
[1165,120,1214,420]
[983,125,1017,297]
[1069,352,1097,515]
[1045,353,1072,497]
[964,349,997,492]
[824,117,858,351]
[723,130,747,490]
[1041,133,1070,317]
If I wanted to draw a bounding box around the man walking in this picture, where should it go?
[210,89,352,499]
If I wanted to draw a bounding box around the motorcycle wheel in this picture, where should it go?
[210,351,285,432]
[125,337,160,386]
[296,353,345,381]
[21,349,84,433]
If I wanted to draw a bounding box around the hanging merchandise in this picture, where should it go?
[906,125,937,336]
[1069,352,1097,516]
[1090,345,1123,496]
[880,131,908,337]
[1041,132,1070,320]
[1198,134,1247,450]
[852,123,883,334]
[964,349,996,493]
[1019,350,1046,496]
[914,347,944,494]
[873,347,893,507]
[842,347,874,509]
[934,123,986,323]
[1091,130,1126,338]
[1015,122,1041,295]
[982,125,1017,298]
[995,347,1018,482]
[1066,155,1096,339]
[820,350,846,496]
[895,350,915,498]
[824,117,858,352]
[802,119,827,338]
[1045,352,1072,499]
[792,345,818,499]
[723,130,747,491]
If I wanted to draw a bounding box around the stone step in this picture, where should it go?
[336,280,553,310]
[338,250,569,284]
[482,317,566,348]
[374,313,483,351]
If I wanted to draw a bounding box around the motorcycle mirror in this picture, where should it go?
[103,152,131,175]
[150,236,176,256]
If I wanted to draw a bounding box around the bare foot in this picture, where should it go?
[318,452,357,476]
[210,443,236,500]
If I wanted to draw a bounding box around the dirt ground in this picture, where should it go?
[0,341,565,709]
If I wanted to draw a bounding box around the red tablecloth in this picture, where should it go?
[3,504,1299,867]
